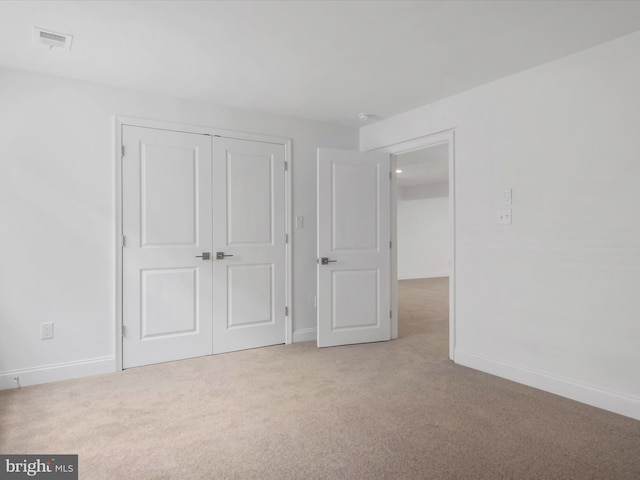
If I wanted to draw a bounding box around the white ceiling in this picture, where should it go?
[396,144,449,187]
[2,1,640,126]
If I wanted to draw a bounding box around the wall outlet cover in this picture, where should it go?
[497,209,512,224]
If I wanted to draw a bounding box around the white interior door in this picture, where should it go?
[212,137,287,353]
[317,148,391,347]
[122,126,213,368]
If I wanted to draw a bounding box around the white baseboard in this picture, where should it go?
[455,349,640,421]
[293,327,316,343]
[398,271,449,280]
[0,356,115,390]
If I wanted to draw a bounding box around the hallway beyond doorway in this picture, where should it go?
[398,277,449,360]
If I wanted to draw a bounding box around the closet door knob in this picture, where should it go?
[320,257,337,265]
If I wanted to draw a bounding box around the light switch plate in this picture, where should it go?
[41,322,54,339]
[502,189,512,205]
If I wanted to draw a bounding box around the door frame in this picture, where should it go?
[114,116,293,371]
[367,129,455,360]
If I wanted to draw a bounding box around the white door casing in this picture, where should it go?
[317,148,391,347]
[385,129,456,359]
[212,137,287,353]
[122,126,213,368]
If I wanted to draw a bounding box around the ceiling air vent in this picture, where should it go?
[34,27,73,50]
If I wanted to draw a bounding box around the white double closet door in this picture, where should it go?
[122,126,286,369]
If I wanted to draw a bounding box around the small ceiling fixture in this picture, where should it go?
[358,113,375,122]
[34,27,73,50]
[396,169,403,173]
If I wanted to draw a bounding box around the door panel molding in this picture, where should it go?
[115,116,292,371]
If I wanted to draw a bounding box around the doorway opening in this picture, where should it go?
[387,131,455,360]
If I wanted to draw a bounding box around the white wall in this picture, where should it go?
[397,187,449,279]
[362,32,640,420]
[0,67,357,387]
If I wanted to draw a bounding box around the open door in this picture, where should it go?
[317,148,391,347]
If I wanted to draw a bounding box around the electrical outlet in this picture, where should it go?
[497,209,512,225]
[41,322,54,339]
[296,216,304,228]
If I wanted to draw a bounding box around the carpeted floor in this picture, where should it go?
[1,278,639,479]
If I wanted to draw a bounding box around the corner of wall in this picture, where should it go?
[292,328,316,343]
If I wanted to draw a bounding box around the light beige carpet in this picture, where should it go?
[1,278,639,479]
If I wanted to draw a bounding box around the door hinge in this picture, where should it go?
[285,233,289,243]
[390,310,392,319]
[390,240,392,249]
[121,145,125,157]
[121,324,126,337]
[284,161,288,171]
[121,235,126,247]
[285,306,289,316]
[389,171,392,179]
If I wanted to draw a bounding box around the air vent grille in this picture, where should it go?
[34,27,73,50]
[40,31,66,43]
